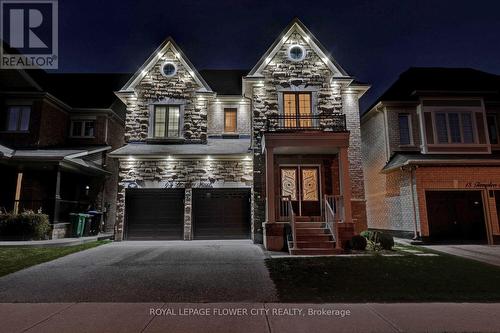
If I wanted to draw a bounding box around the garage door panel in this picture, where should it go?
[125,189,184,240]
[425,190,487,243]
[193,188,250,240]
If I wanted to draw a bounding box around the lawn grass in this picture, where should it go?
[266,247,500,302]
[0,241,109,277]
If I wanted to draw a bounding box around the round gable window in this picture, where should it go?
[161,62,177,77]
[287,45,306,61]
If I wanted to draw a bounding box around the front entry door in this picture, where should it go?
[280,166,321,216]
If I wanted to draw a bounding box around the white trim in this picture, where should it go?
[160,61,177,78]
[287,44,306,62]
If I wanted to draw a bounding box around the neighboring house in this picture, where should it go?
[361,67,500,245]
[0,68,127,238]
[110,18,369,254]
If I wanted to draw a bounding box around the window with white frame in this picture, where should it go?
[153,105,180,138]
[434,112,475,144]
[4,106,31,132]
[71,120,95,138]
[398,113,412,145]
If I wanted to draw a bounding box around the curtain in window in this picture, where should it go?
[461,113,474,144]
[448,113,461,143]
[487,115,498,144]
[167,106,180,137]
[154,106,167,137]
[6,106,30,131]
[435,113,448,143]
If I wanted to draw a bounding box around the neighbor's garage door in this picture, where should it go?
[125,188,184,240]
[425,190,487,243]
[193,188,250,240]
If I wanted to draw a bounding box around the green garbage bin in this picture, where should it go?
[70,213,90,238]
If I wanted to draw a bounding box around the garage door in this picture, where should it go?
[193,188,250,240]
[125,188,184,240]
[425,190,487,243]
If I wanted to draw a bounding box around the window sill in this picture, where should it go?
[0,130,30,134]
[70,136,95,139]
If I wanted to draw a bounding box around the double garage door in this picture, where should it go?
[125,188,250,240]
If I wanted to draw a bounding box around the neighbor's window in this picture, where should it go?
[398,114,411,145]
[435,112,475,144]
[283,92,312,128]
[224,108,237,133]
[5,106,31,132]
[71,120,95,137]
[487,114,499,144]
[154,105,180,138]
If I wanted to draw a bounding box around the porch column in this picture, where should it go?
[53,167,62,224]
[265,147,275,223]
[13,171,23,214]
[339,147,352,223]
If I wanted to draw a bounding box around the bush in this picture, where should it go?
[379,233,394,250]
[350,235,367,251]
[0,211,50,240]
[360,230,394,251]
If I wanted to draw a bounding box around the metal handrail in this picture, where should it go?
[324,194,344,244]
[266,113,347,132]
[279,195,298,250]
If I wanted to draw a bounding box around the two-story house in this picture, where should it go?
[110,19,369,254]
[0,68,127,238]
[361,67,500,245]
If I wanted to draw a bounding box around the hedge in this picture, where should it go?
[0,211,51,240]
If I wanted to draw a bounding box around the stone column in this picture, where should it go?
[339,147,352,223]
[53,167,62,224]
[265,147,275,223]
[183,188,192,240]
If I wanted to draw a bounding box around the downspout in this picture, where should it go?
[409,165,420,239]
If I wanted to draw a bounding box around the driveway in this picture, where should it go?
[424,244,500,267]
[0,240,277,302]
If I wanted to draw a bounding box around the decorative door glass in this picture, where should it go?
[301,168,319,201]
[281,168,297,200]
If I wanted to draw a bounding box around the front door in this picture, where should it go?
[280,166,321,216]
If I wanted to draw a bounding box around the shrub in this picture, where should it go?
[0,211,50,240]
[379,233,394,250]
[350,235,367,251]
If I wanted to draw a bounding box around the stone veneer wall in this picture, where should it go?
[115,159,253,240]
[123,47,209,143]
[251,31,367,236]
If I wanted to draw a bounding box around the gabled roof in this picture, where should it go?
[199,69,248,95]
[365,67,500,115]
[247,18,349,78]
[119,37,212,93]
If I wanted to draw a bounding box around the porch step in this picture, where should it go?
[296,234,333,242]
[295,222,325,229]
[295,216,323,222]
[295,228,329,235]
[289,248,343,255]
[294,240,336,248]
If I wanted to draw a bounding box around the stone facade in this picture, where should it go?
[207,102,251,136]
[115,159,253,240]
[123,47,209,143]
[250,30,367,234]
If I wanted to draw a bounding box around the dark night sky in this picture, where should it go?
[57,0,500,111]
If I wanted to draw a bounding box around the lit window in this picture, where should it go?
[287,45,306,61]
[224,108,237,133]
[283,92,312,128]
[398,114,411,145]
[5,106,31,132]
[154,105,180,138]
[71,120,95,137]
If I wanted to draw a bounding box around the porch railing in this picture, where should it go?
[266,114,347,132]
[324,194,344,243]
[279,195,298,250]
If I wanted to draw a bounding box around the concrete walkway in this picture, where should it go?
[424,244,500,267]
[0,240,277,302]
[2,302,500,332]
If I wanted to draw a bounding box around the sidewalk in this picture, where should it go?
[2,302,500,333]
